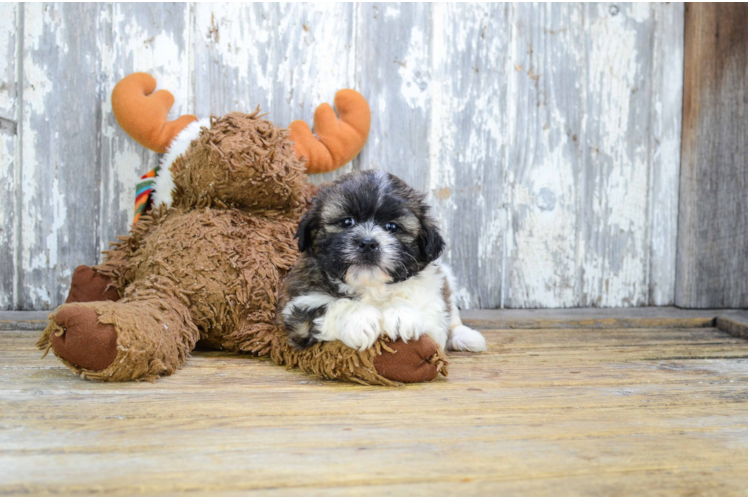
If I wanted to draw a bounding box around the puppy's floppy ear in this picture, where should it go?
[295,208,318,252]
[297,184,334,252]
[418,215,445,263]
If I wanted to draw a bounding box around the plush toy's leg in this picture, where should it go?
[66,265,121,303]
[284,335,448,386]
[37,297,199,382]
[235,320,448,386]
[372,337,448,383]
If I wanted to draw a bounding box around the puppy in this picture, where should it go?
[280,170,486,353]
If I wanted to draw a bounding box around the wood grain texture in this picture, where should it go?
[356,3,432,192]
[2,306,740,332]
[0,3,18,310]
[430,3,509,309]
[504,3,683,309]
[1,3,686,310]
[676,3,748,308]
[579,3,656,308]
[461,307,721,330]
[504,3,585,308]
[716,312,748,342]
[2,326,748,495]
[648,3,684,305]
[0,310,49,331]
[19,3,102,309]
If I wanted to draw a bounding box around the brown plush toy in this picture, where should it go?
[37,73,448,385]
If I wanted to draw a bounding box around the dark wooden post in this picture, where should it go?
[676,3,748,308]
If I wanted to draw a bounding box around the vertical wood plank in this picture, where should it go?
[577,3,655,307]
[676,3,748,308]
[20,3,102,309]
[503,3,586,308]
[430,3,509,309]
[193,3,355,185]
[0,3,18,310]
[648,3,683,305]
[356,3,432,192]
[98,2,192,254]
[502,3,683,308]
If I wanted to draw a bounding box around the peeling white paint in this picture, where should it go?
[647,3,684,306]
[385,6,400,20]
[0,3,17,115]
[113,6,190,118]
[45,173,67,269]
[194,3,264,113]
[579,3,654,307]
[113,148,142,227]
[21,4,55,281]
[398,26,429,110]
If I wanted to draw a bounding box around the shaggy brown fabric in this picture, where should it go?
[172,111,308,213]
[39,109,449,385]
[66,265,120,303]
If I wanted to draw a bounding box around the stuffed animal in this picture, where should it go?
[36,73,448,385]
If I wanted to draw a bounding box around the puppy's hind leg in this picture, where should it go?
[449,324,487,352]
[442,265,487,352]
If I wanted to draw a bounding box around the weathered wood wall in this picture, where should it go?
[676,3,748,309]
[0,3,684,310]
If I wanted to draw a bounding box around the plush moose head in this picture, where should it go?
[111,73,371,219]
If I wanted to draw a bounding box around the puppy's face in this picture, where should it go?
[296,171,445,286]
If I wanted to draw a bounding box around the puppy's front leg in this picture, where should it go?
[314,299,383,351]
[382,306,424,344]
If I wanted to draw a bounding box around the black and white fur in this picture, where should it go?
[281,171,486,353]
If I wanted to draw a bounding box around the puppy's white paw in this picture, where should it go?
[336,305,383,351]
[382,307,424,343]
[448,325,487,352]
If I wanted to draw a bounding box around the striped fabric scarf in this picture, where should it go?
[133,166,160,224]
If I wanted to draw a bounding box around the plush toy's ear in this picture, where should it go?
[289,90,371,174]
[112,73,198,154]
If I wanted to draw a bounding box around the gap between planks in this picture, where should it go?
[6,307,745,335]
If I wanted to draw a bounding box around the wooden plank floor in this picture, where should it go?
[2,322,748,495]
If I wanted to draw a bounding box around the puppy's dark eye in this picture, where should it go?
[385,222,399,233]
[341,217,356,228]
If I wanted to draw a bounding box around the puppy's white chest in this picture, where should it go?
[356,284,410,309]
[346,263,446,313]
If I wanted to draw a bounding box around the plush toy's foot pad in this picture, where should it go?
[374,336,448,383]
[66,265,120,303]
[48,305,118,372]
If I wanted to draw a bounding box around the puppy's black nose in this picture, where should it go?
[358,238,379,252]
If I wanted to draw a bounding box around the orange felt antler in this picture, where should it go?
[112,73,197,154]
[289,90,371,174]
